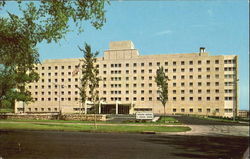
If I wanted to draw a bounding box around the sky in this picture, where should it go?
[2,0,249,110]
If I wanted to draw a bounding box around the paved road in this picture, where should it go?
[0,130,249,159]
[169,116,250,137]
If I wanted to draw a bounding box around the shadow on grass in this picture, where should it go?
[143,135,249,159]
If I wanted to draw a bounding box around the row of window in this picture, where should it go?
[33,88,234,96]
[34,96,235,102]
[37,59,236,71]
[172,82,221,87]
[173,108,230,113]
[38,78,79,83]
[26,107,233,113]
[38,65,79,71]
[30,84,79,89]
[103,59,234,68]
[103,74,223,81]
[41,72,78,77]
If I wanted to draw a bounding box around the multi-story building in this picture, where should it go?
[15,41,239,117]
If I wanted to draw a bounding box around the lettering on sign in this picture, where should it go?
[136,112,154,120]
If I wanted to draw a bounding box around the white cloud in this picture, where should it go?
[154,30,173,36]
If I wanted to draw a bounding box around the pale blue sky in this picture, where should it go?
[2,1,249,110]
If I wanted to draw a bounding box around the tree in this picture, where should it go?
[0,0,109,110]
[78,43,101,125]
[155,66,170,123]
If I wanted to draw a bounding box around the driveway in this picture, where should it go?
[166,116,250,137]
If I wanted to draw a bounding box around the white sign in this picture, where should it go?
[136,112,154,120]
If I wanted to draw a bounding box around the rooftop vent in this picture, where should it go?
[200,47,206,53]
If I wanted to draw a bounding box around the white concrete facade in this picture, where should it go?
[15,41,238,117]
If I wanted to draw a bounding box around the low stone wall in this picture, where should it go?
[0,113,106,121]
[61,114,106,121]
[0,114,58,120]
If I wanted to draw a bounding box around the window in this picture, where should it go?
[181,90,185,94]
[206,60,210,64]
[149,90,152,94]
[173,76,176,80]
[189,75,193,79]
[215,67,219,71]
[173,83,176,87]
[189,61,193,65]
[206,75,210,79]
[215,60,219,64]
[173,68,176,73]
[149,62,152,66]
[181,68,185,72]
[173,90,177,94]
[61,66,64,69]
[215,89,220,93]
[141,63,144,66]
[198,89,202,93]
[215,74,219,79]
[207,89,210,93]
[157,62,160,66]
[215,82,219,86]
[149,76,152,80]
[141,69,144,73]
[189,68,193,72]
[181,82,185,86]
[133,77,137,80]
[198,60,202,65]
[189,90,193,94]
[181,108,185,112]
[207,108,211,113]
[173,97,177,101]
[206,68,210,72]
[189,108,193,113]
[165,69,168,73]
[198,75,202,79]
[149,69,152,73]
[189,97,193,101]
[133,63,137,67]
[181,75,185,79]
[189,82,193,86]
[206,82,210,86]
[173,61,176,65]
[149,83,152,87]
[149,97,152,101]
[141,76,144,80]
[198,97,202,101]
[181,97,185,101]
[198,68,202,72]
[207,97,211,101]
[141,90,144,94]
[133,70,137,73]
[68,66,71,69]
[198,108,202,113]
[215,97,220,100]
[181,61,185,65]
[198,82,202,86]
[173,108,176,112]
[164,62,168,66]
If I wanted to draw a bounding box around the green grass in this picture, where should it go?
[0,117,182,125]
[157,116,179,123]
[0,108,13,113]
[0,122,190,133]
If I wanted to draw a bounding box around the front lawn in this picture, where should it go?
[0,122,190,133]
